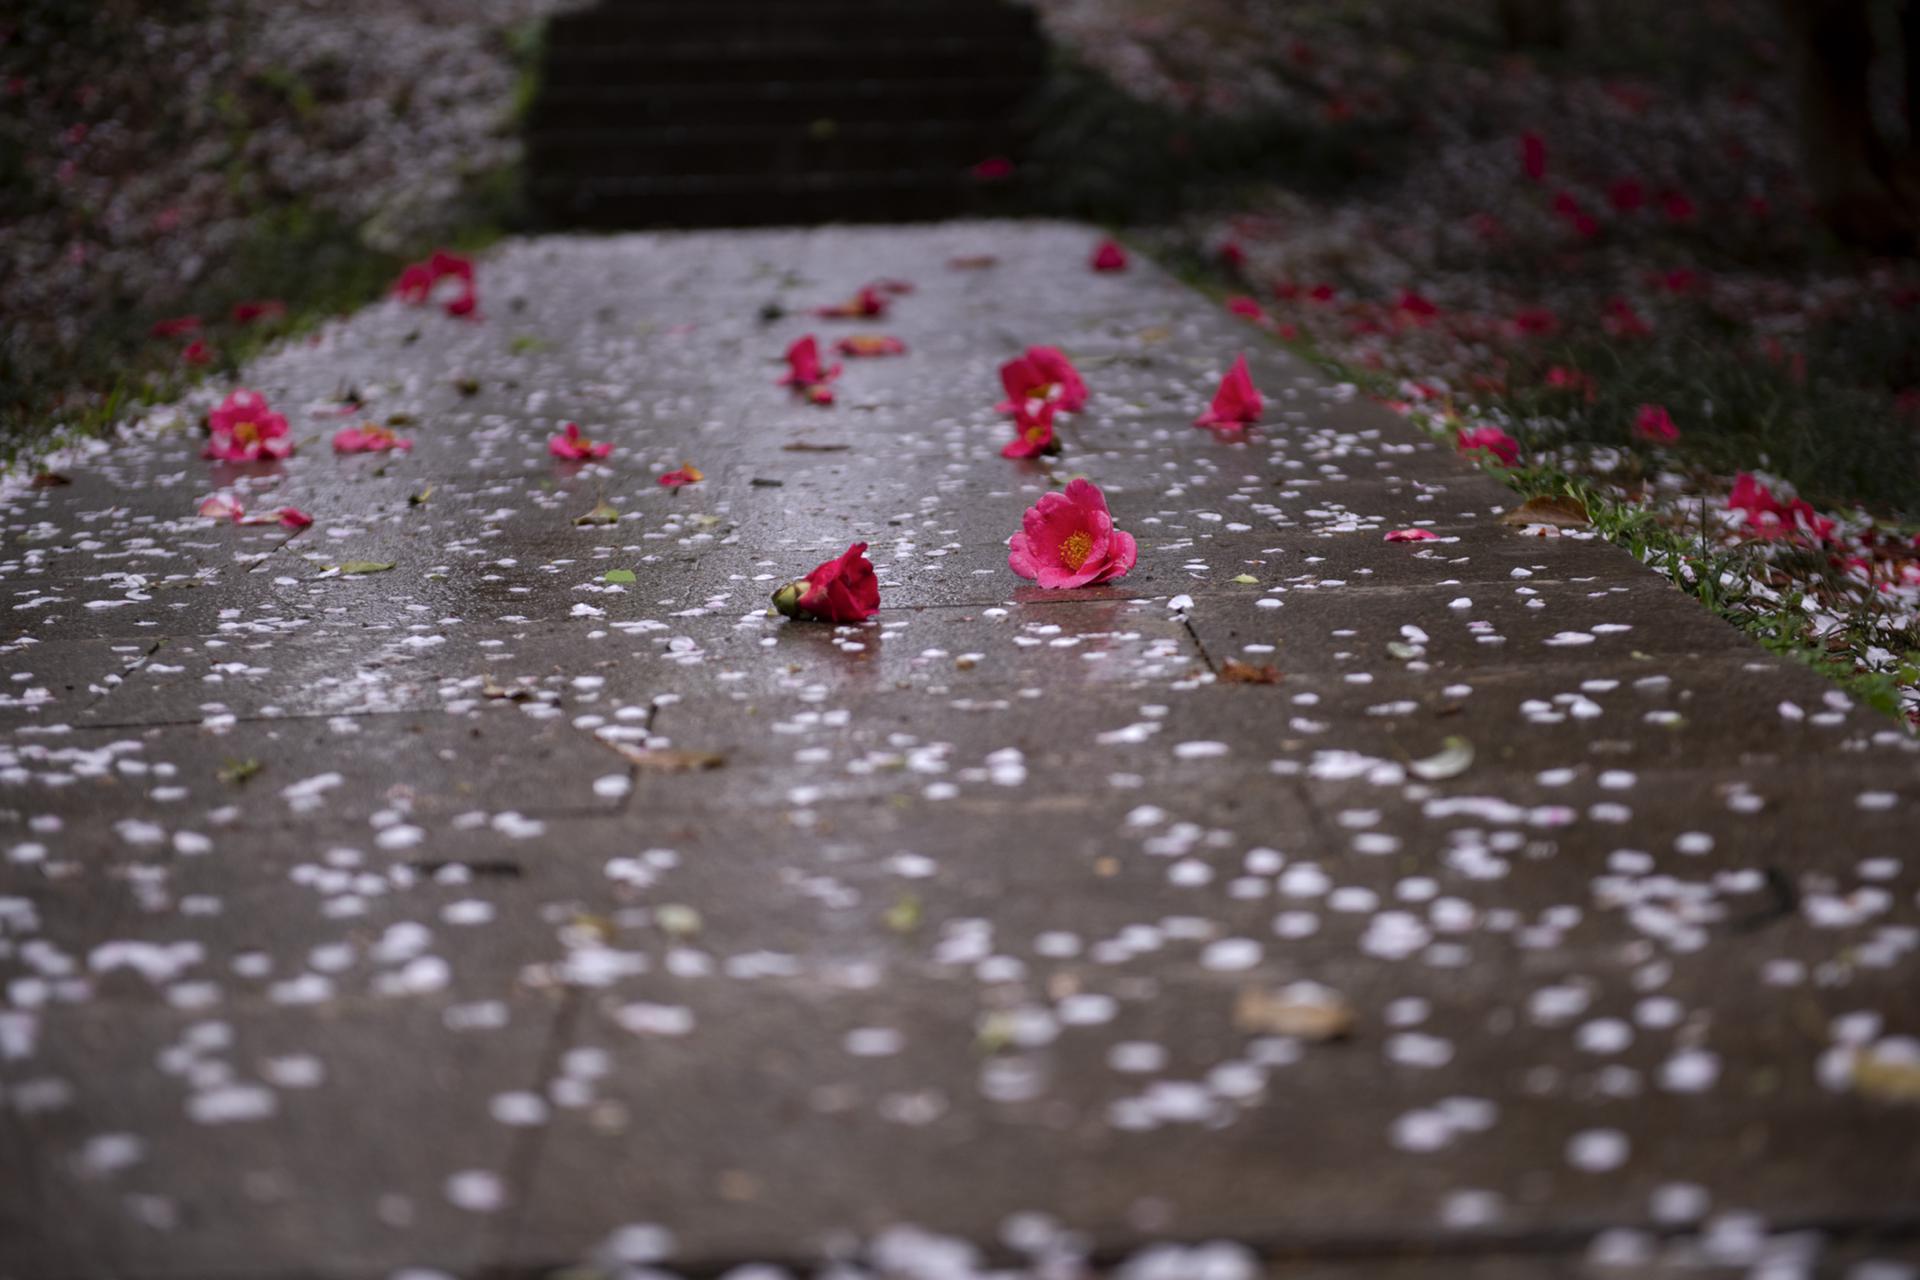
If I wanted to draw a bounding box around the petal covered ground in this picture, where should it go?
[3,223,1919,1278]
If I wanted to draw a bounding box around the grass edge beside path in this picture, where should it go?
[1152,245,1920,727]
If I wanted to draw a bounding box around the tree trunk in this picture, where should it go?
[1780,0,1917,250]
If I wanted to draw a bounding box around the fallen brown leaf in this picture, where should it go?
[1499,494,1591,528]
[1853,1049,1920,1104]
[31,472,71,488]
[1219,659,1282,684]
[600,742,726,772]
[1234,983,1355,1041]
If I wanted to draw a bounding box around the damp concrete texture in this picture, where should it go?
[4,223,1919,1280]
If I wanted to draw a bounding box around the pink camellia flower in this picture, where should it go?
[1090,239,1128,272]
[658,463,705,488]
[332,423,414,454]
[1456,425,1521,468]
[1633,403,1679,444]
[1000,399,1059,459]
[835,335,907,358]
[231,299,286,325]
[997,346,1088,414]
[276,507,313,529]
[814,286,889,319]
[1226,295,1264,321]
[1520,131,1547,181]
[197,493,244,522]
[772,542,881,623]
[548,422,612,460]
[780,335,842,404]
[971,155,1014,182]
[1008,478,1138,588]
[1385,527,1438,542]
[204,388,294,462]
[181,339,214,366]
[1194,354,1262,428]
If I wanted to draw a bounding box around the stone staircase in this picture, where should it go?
[526,0,1048,228]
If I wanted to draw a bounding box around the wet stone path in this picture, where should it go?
[4,222,1920,1279]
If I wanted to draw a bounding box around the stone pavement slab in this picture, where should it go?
[4,222,1918,1280]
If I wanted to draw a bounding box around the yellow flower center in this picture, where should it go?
[1025,425,1049,445]
[233,420,260,444]
[1058,529,1093,571]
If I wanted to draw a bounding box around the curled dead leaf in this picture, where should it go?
[1220,659,1282,685]
[1499,494,1591,528]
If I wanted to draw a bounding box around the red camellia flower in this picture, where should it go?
[1226,295,1264,321]
[393,250,478,317]
[1607,178,1646,213]
[772,542,880,623]
[1396,291,1439,322]
[181,339,214,366]
[1000,399,1058,459]
[231,299,287,325]
[1545,365,1597,401]
[998,346,1088,415]
[1633,403,1680,444]
[1661,191,1697,222]
[1727,474,1834,542]
[1194,354,1262,428]
[204,388,294,462]
[781,335,843,404]
[1513,307,1559,336]
[971,155,1014,182]
[1456,425,1521,468]
[814,286,889,319]
[1602,295,1652,338]
[1520,132,1547,182]
[332,423,414,454]
[548,422,613,461]
[152,315,202,339]
[834,335,907,358]
[1090,239,1129,272]
[1307,283,1336,303]
[1007,478,1138,588]
[658,463,705,488]
[276,506,314,529]
[1219,240,1246,270]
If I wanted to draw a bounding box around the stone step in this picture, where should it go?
[526,168,1003,227]
[552,0,1036,42]
[527,75,1035,130]
[528,119,1012,178]
[542,39,1042,88]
